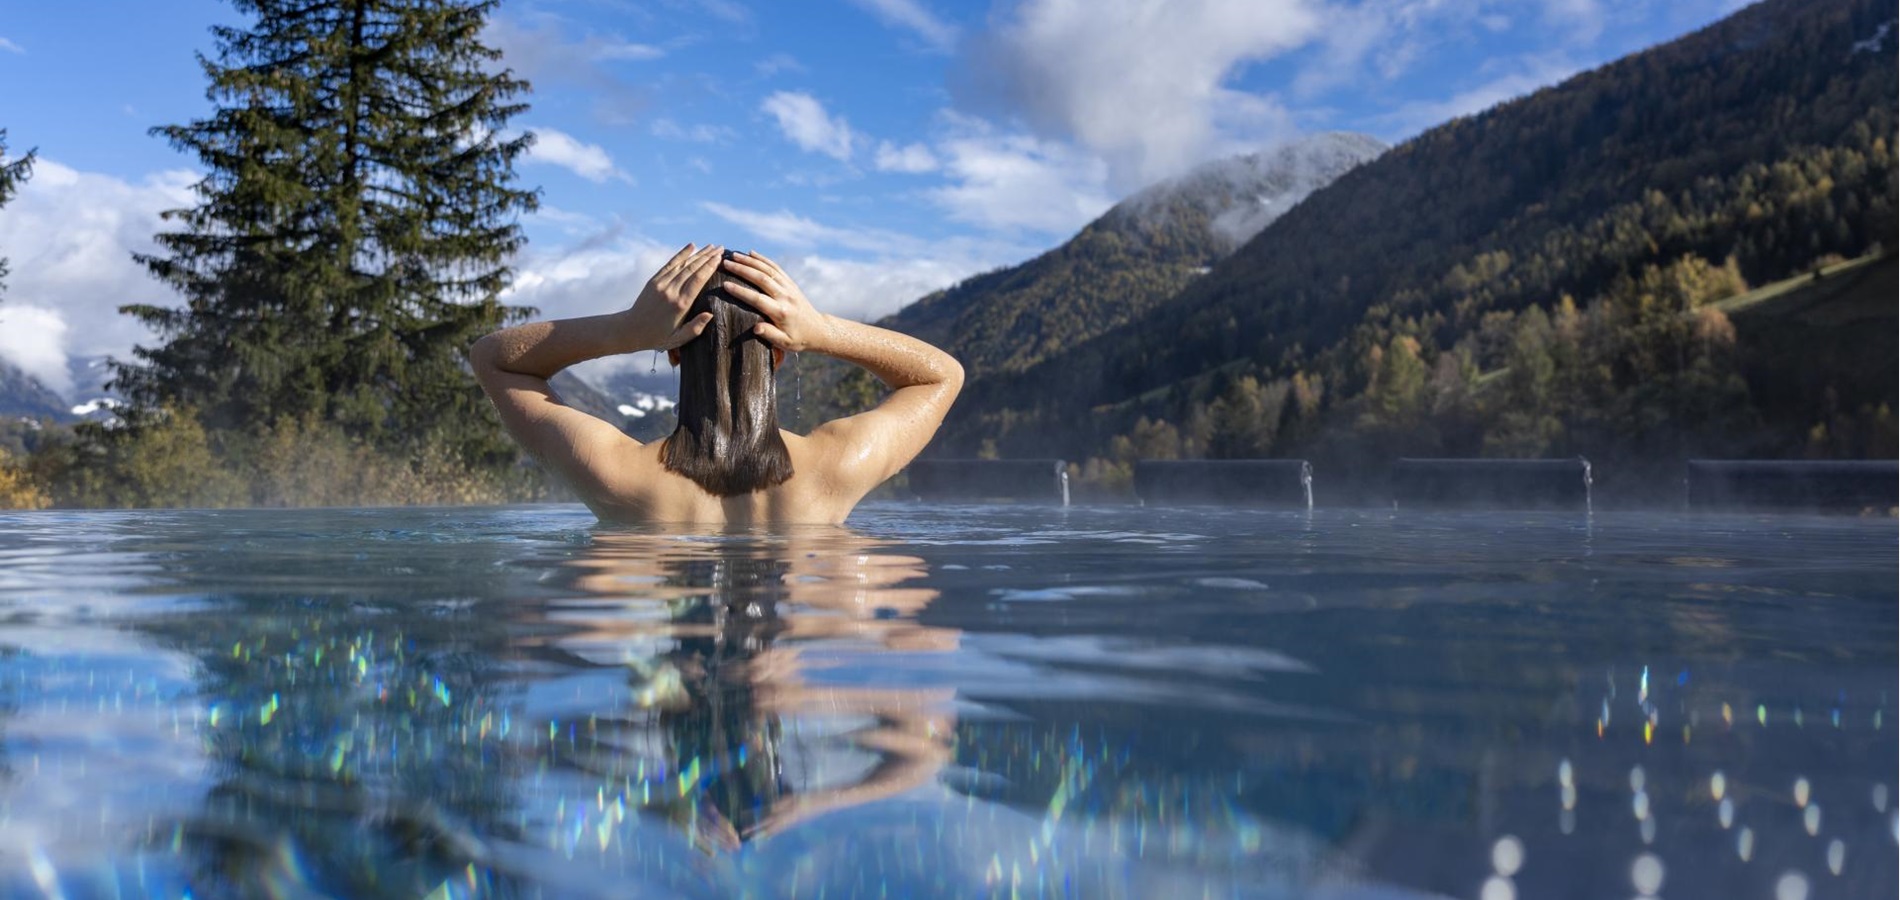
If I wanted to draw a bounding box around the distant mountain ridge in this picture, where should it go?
[0,354,134,424]
[0,357,66,419]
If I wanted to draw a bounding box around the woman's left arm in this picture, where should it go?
[469,243,721,481]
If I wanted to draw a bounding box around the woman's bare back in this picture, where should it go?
[470,245,963,527]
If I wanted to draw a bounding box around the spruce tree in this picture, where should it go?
[120,0,540,468]
[0,130,37,300]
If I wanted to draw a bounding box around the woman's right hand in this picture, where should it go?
[624,243,721,351]
[720,251,834,354]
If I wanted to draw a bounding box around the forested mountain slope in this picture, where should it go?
[942,0,1896,466]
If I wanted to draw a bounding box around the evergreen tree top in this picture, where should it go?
[119,0,542,466]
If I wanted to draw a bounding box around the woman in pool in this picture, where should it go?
[470,243,963,524]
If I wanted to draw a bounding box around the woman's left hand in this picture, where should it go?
[623,242,721,350]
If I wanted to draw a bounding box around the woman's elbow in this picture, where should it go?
[941,355,965,393]
[469,332,509,371]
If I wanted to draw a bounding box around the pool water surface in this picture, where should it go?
[0,504,1892,898]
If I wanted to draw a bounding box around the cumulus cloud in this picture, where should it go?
[776,254,979,324]
[874,141,939,174]
[846,0,959,52]
[960,0,1322,188]
[761,91,857,162]
[0,305,68,394]
[0,160,197,397]
[0,37,23,54]
[522,128,633,184]
[926,120,1114,234]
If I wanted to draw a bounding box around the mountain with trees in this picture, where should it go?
[878,132,1385,381]
[918,0,1895,498]
[794,132,1386,433]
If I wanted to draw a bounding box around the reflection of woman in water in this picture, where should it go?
[552,530,957,850]
[652,553,793,846]
[470,245,963,525]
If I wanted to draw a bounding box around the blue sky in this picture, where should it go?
[0,0,1747,394]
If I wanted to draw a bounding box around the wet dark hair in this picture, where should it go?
[660,255,794,496]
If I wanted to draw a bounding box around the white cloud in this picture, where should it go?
[0,305,68,394]
[874,141,939,174]
[523,128,632,184]
[846,0,959,52]
[0,160,198,397]
[701,203,911,254]
[926,121,1114,234]
[761,91,857,162]
[1380,56,1581,138]
[504,233,673,323]
[754,53,805,77]
[1541,0,1603,42]
[963,0,1323,188]
[694,202,1039,320]
[0,37,23,54]
[650,119,731,143]
[776,254,977,324]
[592,41,665,61]
[1289,0,1439,98]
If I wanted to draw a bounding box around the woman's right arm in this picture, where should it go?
[719,253,963,496]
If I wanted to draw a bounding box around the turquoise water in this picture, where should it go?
[0,504,1892,899]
